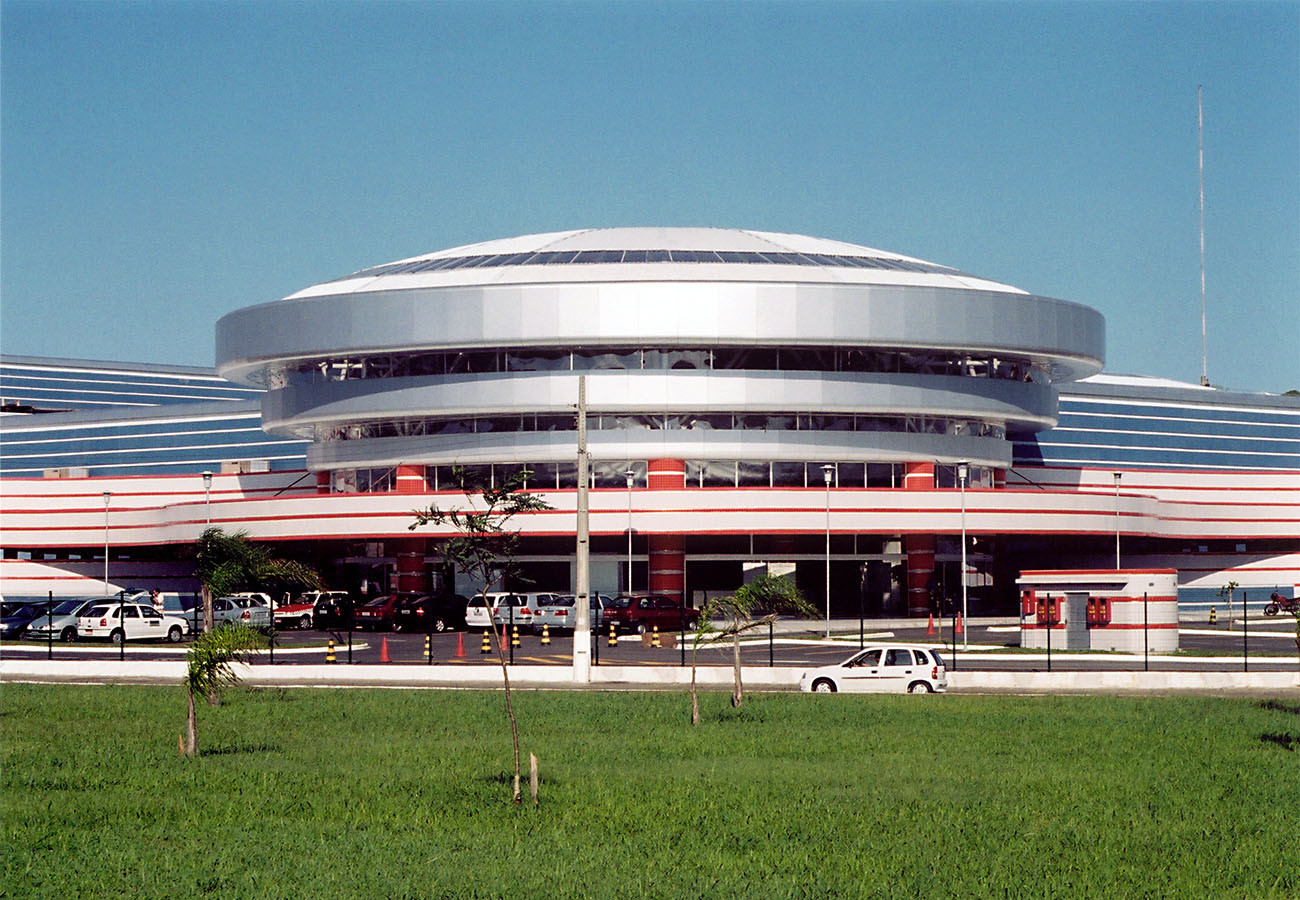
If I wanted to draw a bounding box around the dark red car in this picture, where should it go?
[353,594,407,631]
[604,594,700,635]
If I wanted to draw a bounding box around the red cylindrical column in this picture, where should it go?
[904,535,936,617]
[645,459,686,603]
[647,458,685,490]
[648,534,686,603]
[393,537,427,594]
[903,463,936,616]
[395,464,425,495]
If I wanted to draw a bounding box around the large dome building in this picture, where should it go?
[4,228,1293,620]
[213,228,1105,612]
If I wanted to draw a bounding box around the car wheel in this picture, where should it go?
[300,615,313,630]
[812,679,836,693]
[110,629,125,646]
[908,681,933,694]
[60,626,77,642]
[634,621,648,635]
[432,618,448,633]
[167,625,184,643]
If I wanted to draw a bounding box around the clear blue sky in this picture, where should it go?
[3,1,1296,393]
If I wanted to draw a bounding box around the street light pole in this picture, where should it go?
[957,462,969,651]
[1113,472,1122,570]
[202,470,212,529]
[625,467,635,594]
[102,491,112,597]
[821,464,834,639]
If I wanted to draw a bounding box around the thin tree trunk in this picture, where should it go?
[493,624,523,804]
[185,686,198,757]
[201,583,214,635]
[690,643,701,725]
[731,623,743,707]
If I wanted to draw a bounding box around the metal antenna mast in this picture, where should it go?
[1198,85,1208,387]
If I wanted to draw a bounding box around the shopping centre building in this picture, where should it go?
[3,228,1297,614]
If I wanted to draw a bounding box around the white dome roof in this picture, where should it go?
[425,227,932,261]
[286,227,1026,300]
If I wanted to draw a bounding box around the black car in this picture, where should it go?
[313,593,356,630]
[0,600,56,640]
[393,594,469,633]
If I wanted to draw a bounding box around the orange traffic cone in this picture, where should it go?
[455,631,466,658]
[926,614,936,636]
[380,636,391,663]
[955,613,964,635]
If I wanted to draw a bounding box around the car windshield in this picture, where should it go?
[85,605,111,618]
[4,604,37,618]
[51,600,84,615]
[930,649,945,668]
[607,597,631,609]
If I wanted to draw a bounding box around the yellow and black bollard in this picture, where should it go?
[608,622,618,647]
[1209,605,1217,624]
[481,630,492,654]
[511,624,521,649]
[651,625,661,648]
[424,634,431,659]
[326,638,336,664]
[540,623,551,646]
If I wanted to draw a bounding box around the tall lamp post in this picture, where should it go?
[957,461,969,650]
[821,464,834,639]
[1113,472,1122,570]
[625,467,635,594]
[102,491,112,596]
[202,470,213,529]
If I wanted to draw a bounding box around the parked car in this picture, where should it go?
[313,593,356,630]
[464,593,536,631]
[272,590,347,630]
[604,594,700,635]
[211,594,271,629]
[799,645,948,694]
[0,601,55,640]
[75,601,188,644]
[393,594,469,633]
[532,593,615,634]
[354,594,406,631]
[23,597,99,642]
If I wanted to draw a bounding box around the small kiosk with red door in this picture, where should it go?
[1017,569,1179,653]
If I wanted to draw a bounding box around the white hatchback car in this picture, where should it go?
[76,602,189,644]
[799,645,948,694]
[465,592,537,631]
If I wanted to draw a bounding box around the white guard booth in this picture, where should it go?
[1017,569,1179,653]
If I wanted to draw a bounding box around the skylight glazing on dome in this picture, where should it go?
[332,249,968,283]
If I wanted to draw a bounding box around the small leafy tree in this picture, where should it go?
[182,623,266,757]
[194,527,322,636]
[1217,580,1239,624]
[410,465,551,804]
[689,574,816,722]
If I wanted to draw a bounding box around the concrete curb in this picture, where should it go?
[2,659,1296,692]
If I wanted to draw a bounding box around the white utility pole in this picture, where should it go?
[572,376,592,682]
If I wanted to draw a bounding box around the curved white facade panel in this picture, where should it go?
[218,281,1103,385]
[215,228,1103,477]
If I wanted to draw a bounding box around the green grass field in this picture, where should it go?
[3,684,1297,899]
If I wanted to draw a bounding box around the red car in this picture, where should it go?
[353,594,408,631]
[604,594,700,635]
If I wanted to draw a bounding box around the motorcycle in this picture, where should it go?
[1263,592,1299,616]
